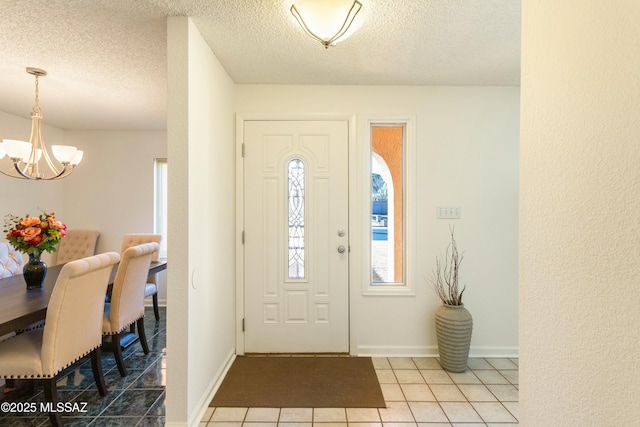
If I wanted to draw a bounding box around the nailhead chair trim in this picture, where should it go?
[0,252,120,426]
[0,345,98,379]
[0,253,119,377]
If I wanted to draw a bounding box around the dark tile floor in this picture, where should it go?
[0,307,166,427]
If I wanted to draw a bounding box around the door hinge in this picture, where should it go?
[242,231,245,244]
[242,318,245,332]
[242,143,245,157]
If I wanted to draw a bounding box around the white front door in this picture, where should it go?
[243,120,349,353]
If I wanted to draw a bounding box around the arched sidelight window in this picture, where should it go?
[371,126,404,285]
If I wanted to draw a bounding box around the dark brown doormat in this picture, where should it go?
[210,356,386,408]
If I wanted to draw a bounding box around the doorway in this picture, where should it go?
[241,119,350,353]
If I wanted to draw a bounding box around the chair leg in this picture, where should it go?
[152,293,160,321]
[43,378,63,427]
[90,347,108,396]
[113,333,127,377]
[137,317,150,354]
[27,380,37,396]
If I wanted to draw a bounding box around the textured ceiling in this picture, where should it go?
[0,0,521,131]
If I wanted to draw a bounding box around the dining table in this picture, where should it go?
[0,260,167,338]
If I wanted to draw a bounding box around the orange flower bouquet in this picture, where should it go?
[4,210,67,256]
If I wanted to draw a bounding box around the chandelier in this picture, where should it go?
[0,67,82,180]
[290,0,363,49]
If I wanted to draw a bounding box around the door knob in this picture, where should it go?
[337,245,346,254]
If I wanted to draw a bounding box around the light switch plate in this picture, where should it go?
[437,206,461,219]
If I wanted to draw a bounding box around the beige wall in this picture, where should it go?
[166,17,236,427]
[520,1,640,425]
[61,130,166,254]
[60,129,167,301]
[235,85,520,358]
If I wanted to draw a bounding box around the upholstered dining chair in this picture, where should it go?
[121,234,162,321]
[0,252,120,427]
[103,242,159,377]
[0,243,25,339]
[0,242,24,278]
[53,229,100,265]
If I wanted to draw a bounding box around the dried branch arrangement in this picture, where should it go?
[430,226,465,306]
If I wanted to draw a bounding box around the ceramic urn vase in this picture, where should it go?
[434,304,473,373]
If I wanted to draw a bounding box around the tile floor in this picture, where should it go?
[0,307,519,427]
[0,307,166,426]
[203,356,519,427]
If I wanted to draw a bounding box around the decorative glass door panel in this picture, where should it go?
[244,120,349,353]
[288,159,305,280]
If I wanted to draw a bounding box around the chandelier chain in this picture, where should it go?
[33,75,41,116]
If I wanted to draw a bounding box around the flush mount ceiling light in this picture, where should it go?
[0,67,82,180]
[290,0,363,49]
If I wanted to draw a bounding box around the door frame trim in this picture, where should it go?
[235,113,357,355]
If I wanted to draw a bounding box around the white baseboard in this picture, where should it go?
[356,344,439,357]
[144,299,167,308]
[187,349,236,427]
[468,346,519,358]
[356,344,518,359]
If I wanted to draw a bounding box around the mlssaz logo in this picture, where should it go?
[39,402,88,413]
